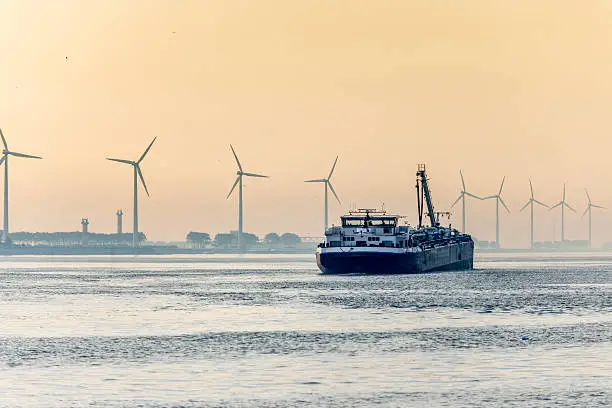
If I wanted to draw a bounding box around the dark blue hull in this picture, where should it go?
[317,241,474,274]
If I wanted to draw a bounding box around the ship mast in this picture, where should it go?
[416,164,438,227]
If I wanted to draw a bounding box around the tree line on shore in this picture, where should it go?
[186,232,302,248]
[6,230,303,248]
[8,232,147,246]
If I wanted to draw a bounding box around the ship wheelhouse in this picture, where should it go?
[322,209,411,249]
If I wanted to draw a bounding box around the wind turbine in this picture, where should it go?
[583,189,605,249]
[226,145,268,248]
[549,184,575,243]
[450,170,481,233]
[305,156,340,232]
[0,128,43,243]
[519,179,549,249]
[483,177,510,248]
[106,137,156,247]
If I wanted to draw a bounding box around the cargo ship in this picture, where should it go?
[316,164,474,274]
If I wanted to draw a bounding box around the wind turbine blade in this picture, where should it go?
[0,156,5,166]
[107,158,135,165]
[519,201,531,212]
[460,170,466,191]
[304,179,326,183]
[563,183,566,201]
[498,176,506,195]
[582,207,588,218]
[328,156,338,179]
[464,192,481,200]
[482,195,497,200]
[136,165,149,197]
[230,145,243,172]
[328,181,341,204]
[584,188,591,203]
[499,196,510,213]
[242,172,268,178]
[564,202,576,213]
[0,128,7,150]
[226,176,240,199]
[8,151,42,159]
[138,137,157,164]
[533,199,549,208]
[549,202,562,210]
[592,204,606,209]
[529,178,534,199]
[450,193,463,208]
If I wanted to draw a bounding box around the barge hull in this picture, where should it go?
[317,241,474,274]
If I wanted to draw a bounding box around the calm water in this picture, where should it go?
[0,253,610,407]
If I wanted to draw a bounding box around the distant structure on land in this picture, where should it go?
[116,210,123,234]
[483,177,510,248]
[0,128,42,244]
[450,170,481,234]
[550,184,575,243]
[107,137,156,247]
[81,218,89,234]
[226,145,268,249]
[81,218,89,245]
[583,189,605,249]
[519,179,549,249]
[305,156,341,232]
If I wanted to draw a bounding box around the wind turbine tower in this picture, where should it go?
[450,170,481,233]
[305,156,341,232]
[0,128,43,243]
[583,189,605,249]
[116,210,123,234]
[483,177,510,248]
[107,137,156,247]
[226,145,268,248]
[550,184,575,243]
[519,179,549,249]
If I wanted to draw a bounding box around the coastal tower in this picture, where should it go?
[117,210,123,234]
[81,218,89,246]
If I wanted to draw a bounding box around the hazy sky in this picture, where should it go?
[2,0,612,247]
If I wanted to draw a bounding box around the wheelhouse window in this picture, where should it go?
[342,218,365,227]
[342,217,397,228]
[368,218,396,227]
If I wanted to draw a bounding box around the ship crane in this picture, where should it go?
[416,164,438,228]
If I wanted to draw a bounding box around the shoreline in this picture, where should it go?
[0,245,610,256]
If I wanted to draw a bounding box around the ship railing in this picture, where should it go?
[416,235,472,251]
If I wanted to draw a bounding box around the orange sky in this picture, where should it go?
[1,0,612,247]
